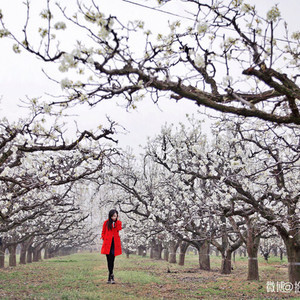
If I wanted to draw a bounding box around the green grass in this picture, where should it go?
[0,252,297,299]
[117,270,161,284]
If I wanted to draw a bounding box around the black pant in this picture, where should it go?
[106,238,115,275]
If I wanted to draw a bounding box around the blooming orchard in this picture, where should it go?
[0,0,299,287]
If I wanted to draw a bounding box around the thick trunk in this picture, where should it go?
[32,247,43,262]
[179,253,185,266]
[178,242,189,266]
[168,241,179,264]
[37,248,42,261]
[246,231,260,280]
[27,247,33,263]
[169,253,176,263]
[164,248,169,261]
[169,252,176,263]
[157,242,163,259]
[247,256,259,280]
[150,247,153,258]
[285,239,300,286]
[198,240,210,271]
[150,239,161,259]
[8,244,17,267]
[221,250,232,274]
[33,248,39,262]
[20,244,27,265]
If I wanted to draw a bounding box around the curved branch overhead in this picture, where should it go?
[0,0,299,124]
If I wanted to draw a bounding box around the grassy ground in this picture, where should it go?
[0,252,299,299]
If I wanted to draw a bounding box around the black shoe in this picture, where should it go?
[107,274,111,284]
[110,274,115,284]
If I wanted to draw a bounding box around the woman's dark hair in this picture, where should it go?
[107,209,118,230]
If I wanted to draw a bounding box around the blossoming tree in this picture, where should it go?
[0,0,298,124]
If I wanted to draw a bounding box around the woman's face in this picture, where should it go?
[111,213,118,222]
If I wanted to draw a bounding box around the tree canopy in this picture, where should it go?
[1,0,299,125]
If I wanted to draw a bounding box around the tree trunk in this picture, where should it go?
[33,248,39,262]
[20,243,27,265]
[0,244,5,268]
[37,248,42,261]
[221,250,232,274]
[27,247,33,263]
[157,242,163,259]
[285,239,300,287]
[164,248,169,261]
[247,256,259,280]
[168,241,179,264]
[178,242,189,266]
[8,244,17,267]
[150,239,161,259]
[150,247,154,259]
[246,229,260,280]
[198,240,210,271]
[280,248,284,261]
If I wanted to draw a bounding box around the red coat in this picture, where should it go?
[101,219,122,256]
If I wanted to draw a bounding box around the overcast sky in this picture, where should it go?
[1,0,299,154]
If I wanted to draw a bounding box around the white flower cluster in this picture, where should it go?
[54,22,66,30]
[197,23,208,34]
[194,54,205,68]
[266,6,281,22]
[60,78,72,89]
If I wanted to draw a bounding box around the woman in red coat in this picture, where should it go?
[101,209,122,284]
